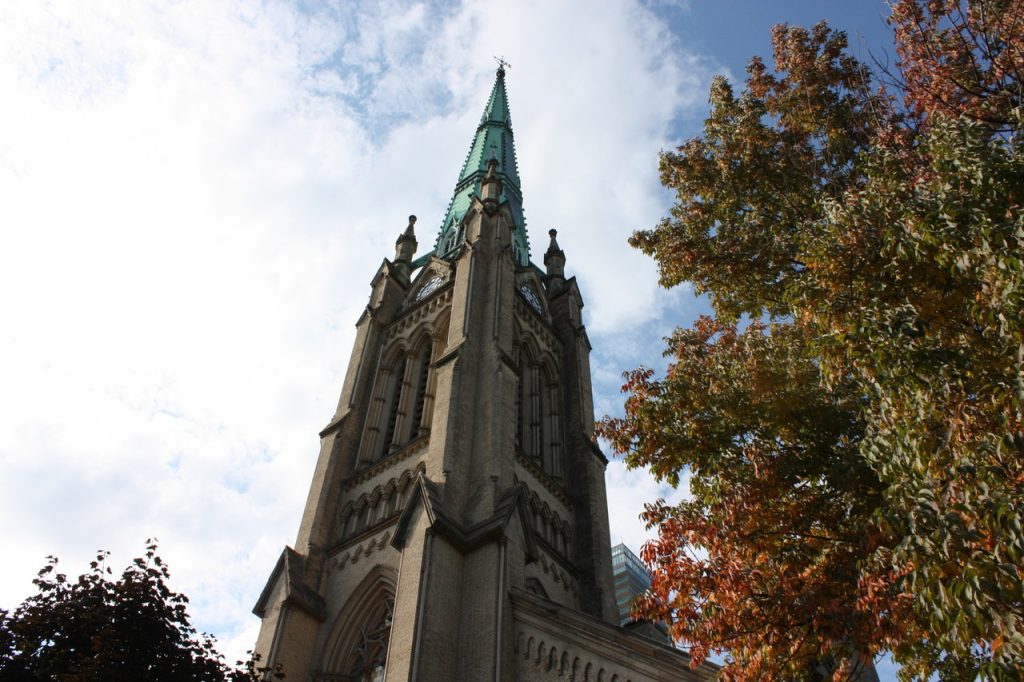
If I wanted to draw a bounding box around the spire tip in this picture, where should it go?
[401,215,417,239]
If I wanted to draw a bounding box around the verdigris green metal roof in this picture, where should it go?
[416,66,530,267]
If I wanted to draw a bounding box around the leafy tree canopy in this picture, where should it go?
[599,1,1023,679]
[0,541,281,681]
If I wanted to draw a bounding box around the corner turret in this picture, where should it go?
[394,215,417,280]
[544,228,565,279]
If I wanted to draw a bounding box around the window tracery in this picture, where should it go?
[516,338,563,481]
[379,356,407,459]
[358,323,444,469]
[346,598,392,682]
[519,283,542,314]
[414,276,442,302]
[409,344,431,437]
[319,567,397,682]
[545,377,563,480]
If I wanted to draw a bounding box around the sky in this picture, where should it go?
[0,0,899,675]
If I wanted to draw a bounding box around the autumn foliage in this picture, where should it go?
[599,2,1023,679]
[893,0,1023,128]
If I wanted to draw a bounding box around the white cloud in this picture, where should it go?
[606,458,692,552]
[0,0,717,663]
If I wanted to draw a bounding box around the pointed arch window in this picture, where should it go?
[409,344,431,438]
[529,363,543,460]
[516,346,532,456]
[516,343,564,481]
[359,354,400,466]
[347,598,393,682]
[517,344,545,464]
[320,567,397,682]
[379,356,407,460]
[359,322,446,470]
[516,362,524,453]
[543,366,563,480]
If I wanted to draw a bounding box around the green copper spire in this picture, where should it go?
[420,65,530,267]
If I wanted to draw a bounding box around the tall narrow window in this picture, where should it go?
[358,361,396,467]
[516,364,524,452]
[418,335,443,438]
[545,376,562,479]
[517,344,530,455]
[516,345,549,464]
[409,346,431,439]
[529,364,543,461]
[379,357,407,459]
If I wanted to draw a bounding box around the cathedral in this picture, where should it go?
[253,65,715,682]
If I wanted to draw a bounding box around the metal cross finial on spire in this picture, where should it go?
[494,56,511,74]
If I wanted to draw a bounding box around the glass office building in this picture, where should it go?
[611,543,652,626]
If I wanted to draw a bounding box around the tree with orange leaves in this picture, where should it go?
[892,0,1022,130]
[600,3,1023,679]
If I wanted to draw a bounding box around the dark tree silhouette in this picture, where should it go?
[0,540,282,681]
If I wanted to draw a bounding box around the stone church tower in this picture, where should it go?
[253,66,714,682]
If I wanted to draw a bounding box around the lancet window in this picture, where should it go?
[358,328,442,469]
[516,339,563,481]
[408,343,432,438]
[378,356,407,460]
[516,359,524,452]
[518,344,543,462]
[359,351,398,466]
[542,366,565,480]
